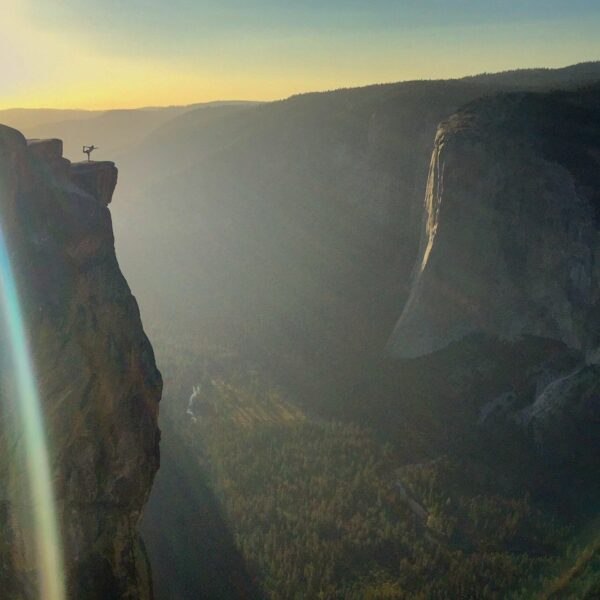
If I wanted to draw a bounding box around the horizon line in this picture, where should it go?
[2,58,599,112]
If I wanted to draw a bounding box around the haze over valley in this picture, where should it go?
[2,2,600,598]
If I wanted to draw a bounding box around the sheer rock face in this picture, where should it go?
[388,88,600,360]
[0,124,161,599]
[386,87,600,462]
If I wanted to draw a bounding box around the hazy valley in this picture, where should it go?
[2,60,600,599]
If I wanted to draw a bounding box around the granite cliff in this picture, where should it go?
[386,85,600,464]
[0,125,161,599]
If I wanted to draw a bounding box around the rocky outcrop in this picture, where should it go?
[388,87,600,359]
[0,125,161,599]
[515,365,600,461]
[27,138,71,180]
[27,138,63,161]
[71,161,119,207]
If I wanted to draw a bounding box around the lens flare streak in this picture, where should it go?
[0,223,65,600]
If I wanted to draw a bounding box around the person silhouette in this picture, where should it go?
[82,145,98,162]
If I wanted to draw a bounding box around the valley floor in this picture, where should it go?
[142,335,600,600]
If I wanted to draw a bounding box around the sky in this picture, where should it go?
[2,0,600,110]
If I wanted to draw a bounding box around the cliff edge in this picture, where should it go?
[384,86,600,464]
[0,125,161,599]
[388,86,600,359]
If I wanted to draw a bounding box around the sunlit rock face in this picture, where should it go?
[0,124,161,599]
[388,86,600,359]
[386,86,600,463]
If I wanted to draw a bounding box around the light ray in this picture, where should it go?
[0,222,65,600]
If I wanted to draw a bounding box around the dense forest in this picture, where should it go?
[142,333,600,599]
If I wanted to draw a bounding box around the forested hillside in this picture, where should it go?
[143,336,600,599]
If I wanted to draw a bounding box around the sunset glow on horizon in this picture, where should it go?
[2,0,600,110]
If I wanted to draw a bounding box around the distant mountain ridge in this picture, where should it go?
[0,101,260,160]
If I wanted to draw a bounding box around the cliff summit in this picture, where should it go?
[0,124,161,600]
